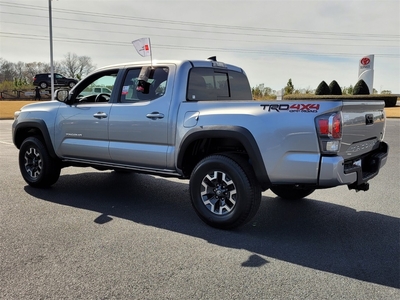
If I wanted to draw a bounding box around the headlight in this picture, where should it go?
[14,110,21,120]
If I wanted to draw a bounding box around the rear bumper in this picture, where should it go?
[318,141,389,187]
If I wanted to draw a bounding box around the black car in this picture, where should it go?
[33,73,78,89]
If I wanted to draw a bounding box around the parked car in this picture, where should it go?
[33,73,78,89]
[78,86,113,98]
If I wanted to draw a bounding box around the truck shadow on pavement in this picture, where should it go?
[24,170,399,289]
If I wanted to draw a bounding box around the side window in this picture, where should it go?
[74,71,118,103]
[121,67,169,102]
[187,68,252,101]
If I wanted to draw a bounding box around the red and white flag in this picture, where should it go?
[132,38,151,57]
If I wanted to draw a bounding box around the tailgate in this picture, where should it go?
[339,100,386,158]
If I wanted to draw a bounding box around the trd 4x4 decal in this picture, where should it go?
[260,103,320,113]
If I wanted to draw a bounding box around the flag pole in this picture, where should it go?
[149,38,153,68]
[48,0,54,100]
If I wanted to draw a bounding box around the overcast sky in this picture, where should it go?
[1,0,399,93]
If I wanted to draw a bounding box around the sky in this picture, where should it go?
[0,0,399,93]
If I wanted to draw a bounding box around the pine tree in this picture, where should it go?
[315,81,330,95]
[353,80,370,95]
[329,80,342,95]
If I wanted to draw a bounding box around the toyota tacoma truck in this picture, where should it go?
[12,58,389,229]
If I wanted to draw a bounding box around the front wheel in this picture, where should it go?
[270,185,315,200]
[19,137,61,188]
[189,154,261,229]
[68,81,76,88]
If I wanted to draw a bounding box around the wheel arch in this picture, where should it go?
[177,125,271,190]
[13,120,57,159]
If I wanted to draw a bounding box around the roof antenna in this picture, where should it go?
[207,56,217,61]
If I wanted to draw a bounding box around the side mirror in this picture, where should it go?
[55,89,69,102]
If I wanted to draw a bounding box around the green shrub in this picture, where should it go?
[353,80,370,95]
[315,81,330,95]
[329,80,342,95]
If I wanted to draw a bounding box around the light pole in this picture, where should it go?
[48,0,54,100]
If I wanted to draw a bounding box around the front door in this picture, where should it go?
[53,70,119,161]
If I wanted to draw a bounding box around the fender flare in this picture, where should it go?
[13,119,58,159]
[177,125,271,190]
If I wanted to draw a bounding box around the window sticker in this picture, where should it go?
[122,85,129,95]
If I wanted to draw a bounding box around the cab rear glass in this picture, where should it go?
[186,68,252,101]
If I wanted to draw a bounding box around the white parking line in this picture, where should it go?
[0,141,13,145]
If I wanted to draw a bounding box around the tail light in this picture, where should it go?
[315,112,342,154]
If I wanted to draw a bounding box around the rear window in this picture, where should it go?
[186,68,252,101]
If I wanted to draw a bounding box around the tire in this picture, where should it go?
[68,81,76,88]
[19,137,61,188]
[39,82,48,89]
[189,154,261,229]
[384,97,397,108]
[270,185,315,200]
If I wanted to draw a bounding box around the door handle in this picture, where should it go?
[146,112,164,120]
[93,112,108,119]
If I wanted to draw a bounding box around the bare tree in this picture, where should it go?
[0,58,17,82]
[77,55,95,79]
[15,61,26,83]
[60,52,95,79]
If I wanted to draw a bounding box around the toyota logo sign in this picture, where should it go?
[360,57,371,65]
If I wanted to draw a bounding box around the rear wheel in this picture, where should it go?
[189,154,261,229]
[270,185,315,200]
[19,137,61,188]
[39,82,48,89]
[68,81,76,88]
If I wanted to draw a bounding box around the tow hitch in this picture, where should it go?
[348,182,369,192]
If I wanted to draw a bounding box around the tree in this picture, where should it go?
[353,79,370,95]
[0,58,16,82]
[252,86,262,99]
[329,80,342,95]
[59,52,95,79]
[77,55,95,79]
[263,86,273,97]
[284,78,294,95]
[381,90,392,94]
[14,61,26,83]
[342,85,354,95]
[315,81,330,95]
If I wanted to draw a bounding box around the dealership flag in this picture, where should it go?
[132,38,151,57]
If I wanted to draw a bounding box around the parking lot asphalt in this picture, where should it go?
[0,119,399,299]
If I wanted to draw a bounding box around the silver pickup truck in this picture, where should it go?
[12,58,389,229]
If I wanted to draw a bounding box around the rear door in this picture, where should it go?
[108,65,174,168]
[55,74,67,86]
